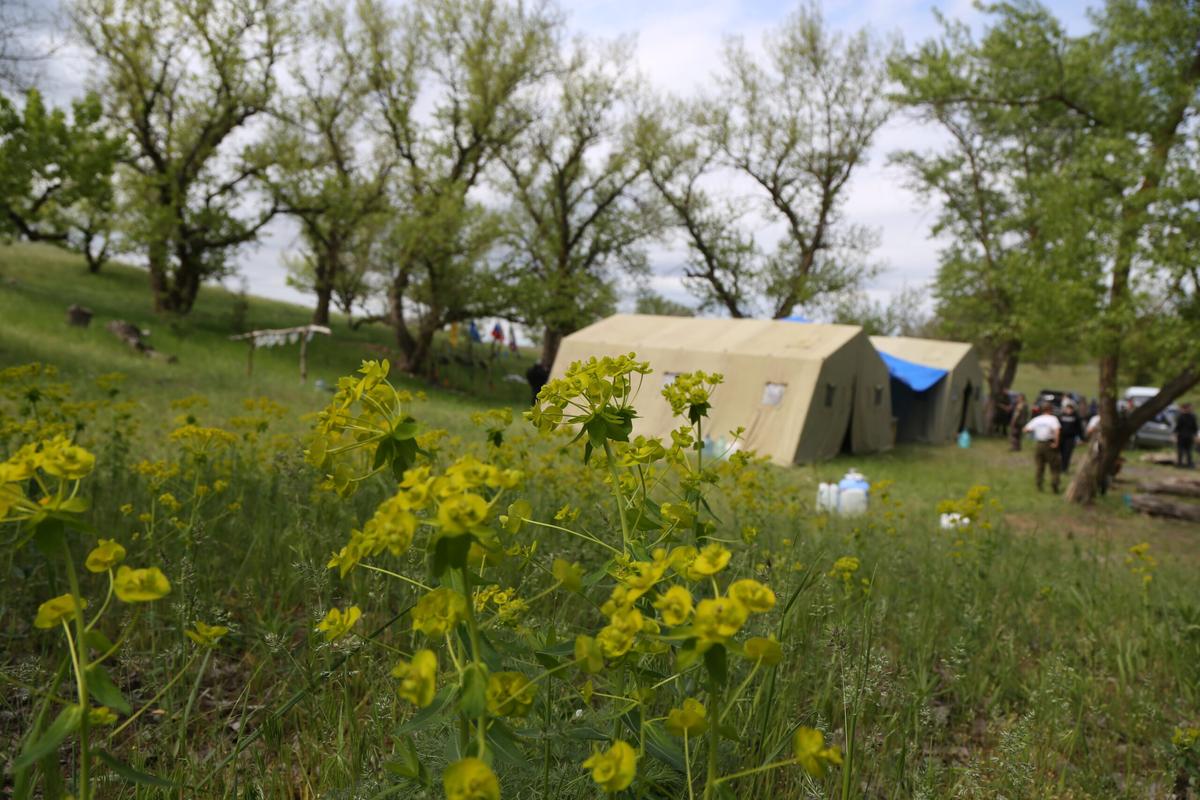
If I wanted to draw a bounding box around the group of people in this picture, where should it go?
[997,392,1200,494]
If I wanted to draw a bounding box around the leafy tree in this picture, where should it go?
[73,0,289,312]
[890,8,1085,425]
[640,4,893,318]
[0,0,59,93]
[254,1,392,325]
[634,289,694,318]
[827,286,932,337]
[904,0,1200,503]
[502,38,661,367]
[0,89,121,272]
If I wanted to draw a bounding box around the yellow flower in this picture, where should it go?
[688,543,731,578]
[553,558,583,592]
[793,727,842,777]
[88,706,119,726]
[728,579,776,613]
[185,621,231,648]
[653,586,693,626]
[412,587,468,638]
[596,606,643,658]
[119,503,133,515]
[40,439,96,479]
[443,757,500,800]
[486,671,536,717]
[665,698,707,737]
[829,556,860,581]
[85,539,126,573]
[391,649,438,707]
[744,636,783,665]
[693,597,748,650]
[113,566,171,602]
[582,739,638,793]
[34,593,87,629]
[575,634,605,673]
[436,492,489,536]
[622,560,666,601]
[316,606,362,641]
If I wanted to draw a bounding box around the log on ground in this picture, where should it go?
[1128,493,1200,522]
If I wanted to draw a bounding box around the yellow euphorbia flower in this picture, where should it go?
[793,726,842,777]
[622,560,666,601]
[596,606,642,658]
[829,556,860,581]
[391,649,437,707]
[436,492,489,536]
[665,698,707,737]
[728,579,776,613]
[689,543,731,578]
[582,739,638,793]
[653,585,693,626]
[40,438,95,479]
[88,706,119,726]
[34,593,87,629]
[744,636,783,665]
[113,566,171,602]
[693,597,748,650]
[486,671,536,717]
[185,621,231,648]
[575,635,605,673]
[552,558,583,592]
[316,606,362,642]
[412,587,468,638]
[85,539,126,573]
[443,756,500,800]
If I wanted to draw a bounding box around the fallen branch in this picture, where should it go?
[1135,476,1200,498]
[106,320,176,363]
[1128,493,1200,523]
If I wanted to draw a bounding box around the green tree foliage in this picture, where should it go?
[903,0,1200,503]
[828,286,932,337]
[356,0,559,374]
[890,7,1086,422]
[641,3,893,318]
[73,0,289,313]
[634,289,694,318]
[502,38,662,367]
[0,89,121,272]
[254,1,392,326]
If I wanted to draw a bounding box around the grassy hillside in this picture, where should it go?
[3,242,1200,799]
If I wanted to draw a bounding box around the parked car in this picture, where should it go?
[1123,386,1179,448]
[1036,389,1085,413]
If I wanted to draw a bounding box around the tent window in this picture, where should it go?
[761,383,787,406]
[874,385,883,406]
[824,382,836,407]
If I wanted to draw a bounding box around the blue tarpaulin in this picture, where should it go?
[878,352,947,392]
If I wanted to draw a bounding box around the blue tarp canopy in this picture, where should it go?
[782,314,811,323]
[878,352,947,393]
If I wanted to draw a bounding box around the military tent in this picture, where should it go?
[868,336,985,444]
[551,314,894,465]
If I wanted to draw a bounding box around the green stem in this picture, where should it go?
[109,652,200,739]
[602,440,631,553]
[713,758,798,785]
[61,539,90,800]
[461,565,487,758]
[704,675,720,800]
[174,648,212,758]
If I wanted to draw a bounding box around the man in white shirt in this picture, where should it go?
[1024,402,1063,492]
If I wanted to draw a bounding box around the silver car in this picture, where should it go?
[1132,404,1179,448]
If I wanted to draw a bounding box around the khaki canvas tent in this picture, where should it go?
[551,314,894,465]
[868,336,985,444]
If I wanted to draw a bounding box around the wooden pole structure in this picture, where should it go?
[230,325,330,383]
[299,333,309,383]
[246,341,255,376]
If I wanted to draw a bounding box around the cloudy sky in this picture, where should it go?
[35,0,1093,314]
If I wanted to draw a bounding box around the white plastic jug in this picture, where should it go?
[836,469,870,515]
[816,482,839,512]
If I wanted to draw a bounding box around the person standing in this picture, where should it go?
[1174,402,1198,468]
[1024,401,1063,492]
[1009,393,1029,452]
[1057,399,1084,472]
[525,361,549,405]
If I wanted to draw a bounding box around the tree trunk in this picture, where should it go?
[148,239,171,312]
[312,246,337,327]
[541,326,565,369]
[983,340,1020,435]
[313,282,332,327]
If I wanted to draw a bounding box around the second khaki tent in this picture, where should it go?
[551,314,893,466]
[869,335,985,444]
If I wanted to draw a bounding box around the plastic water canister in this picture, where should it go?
[816,482,839,512]
[958,430,971,449]
[837,470,870,515]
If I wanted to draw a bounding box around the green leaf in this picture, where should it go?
[87,664,132,715]
[431,533,471,577]
[565,726,611,741]
[487,719,528,768]
[96,749,175,787]
[13,704,81,770]
[30,518,66,559]
[83,630,115,656]
[459,663,489,718]
[395,686,455,735]
[383,734,428,785]
[704,644,728,686]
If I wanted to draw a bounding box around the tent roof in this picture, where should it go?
[569,314,863,360]
[877,352,947,392]
[868,335,976,372]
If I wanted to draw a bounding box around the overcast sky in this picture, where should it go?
[34,0,1093,315]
